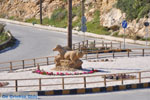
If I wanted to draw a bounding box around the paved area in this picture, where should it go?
[39,88,150,100]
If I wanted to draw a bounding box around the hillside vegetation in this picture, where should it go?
[26,5,110,35]
[116,0,150,21]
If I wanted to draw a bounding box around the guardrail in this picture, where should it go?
[0,56,55,71]
[84,48,150,60]
[72,40,122,50]
[0,48,150,71]
[0,71,150,92]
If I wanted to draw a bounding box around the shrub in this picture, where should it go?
[116,0,150,21]
[86,10,110,35]
[109,25,120,31]
[49,7,68,28]
[0,24,5,33]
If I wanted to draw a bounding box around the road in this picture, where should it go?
[0,22,150,100]
[0,22,149,63]
[39,88,150,100]
[0,23,93,62]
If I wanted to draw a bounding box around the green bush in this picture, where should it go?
[0,24,5,33]
[48,7,68,28]
[86,10,110,35]
[116,0,150,21]
[25,6,110,35]
[109,25,120,31]
[9,16,15,20]
[112,32,119,36]
[25,18,40,24]
[0,23,9,43]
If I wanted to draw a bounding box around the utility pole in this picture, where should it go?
[82,0,85,17]
[68,0,72,49]
[40,0,43,24]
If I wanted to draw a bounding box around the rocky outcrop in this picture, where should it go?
[0,0,97,20]
[100,7,149,38]
[99,0,149,38]
[100,8,124,27]
[120,18,149,38]
[98,0,117,15]
[0,0,148,38]
[0,0,66,20]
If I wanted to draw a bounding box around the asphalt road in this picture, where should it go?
[0,22,150,100]
[0,22,149,63]
[39,88,150,100]
[0,23,93,62]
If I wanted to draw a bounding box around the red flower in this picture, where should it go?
[88,71,94,74]
[57,72,60,75]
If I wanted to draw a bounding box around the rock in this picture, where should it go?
[73,26,80,31]
[100,8,124,27]
[119,18,148,37]
[85,0,92,5]
[85,8,95,22]
[73,16,78,22]
[22,0,30,3]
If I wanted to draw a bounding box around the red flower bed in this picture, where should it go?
[33,69,98,76]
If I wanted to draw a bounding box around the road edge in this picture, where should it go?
[37,82,150,96]
[0,18,149,46]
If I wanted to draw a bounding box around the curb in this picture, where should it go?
[38,82,150,96]
[0,18,149,46]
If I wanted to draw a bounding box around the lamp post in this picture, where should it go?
[68,0,72,49]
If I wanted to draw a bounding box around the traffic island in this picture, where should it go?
[0,23,16,51]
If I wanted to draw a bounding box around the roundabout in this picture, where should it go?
[0,22,150,96]
[0,52,150,93]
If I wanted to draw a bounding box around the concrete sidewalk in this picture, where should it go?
[0,18,149,45]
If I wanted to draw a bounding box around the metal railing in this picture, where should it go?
[0,71,150,92]
[72,40,122,50]
[0,48,150,71]
[0,56,55,71]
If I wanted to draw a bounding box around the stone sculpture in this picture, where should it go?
[53,45,84,70]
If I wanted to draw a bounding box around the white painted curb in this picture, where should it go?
[0,18,149,45]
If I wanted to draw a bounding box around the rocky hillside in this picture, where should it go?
[0,0,150,40]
